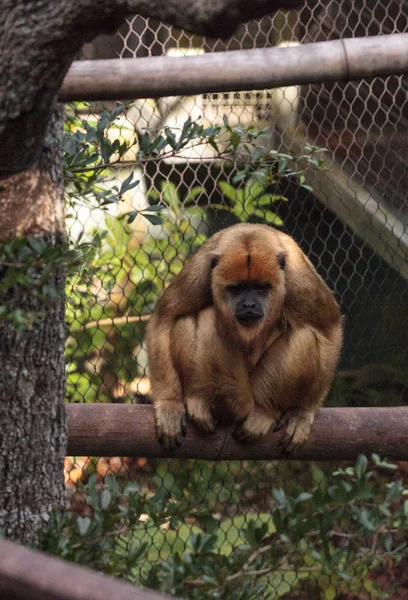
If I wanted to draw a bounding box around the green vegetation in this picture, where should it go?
[40,455,408,599]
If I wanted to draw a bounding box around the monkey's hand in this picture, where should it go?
[155,403,187,450]
[234,406,277,443]
[274,409,315,452]
[186,395,216,434]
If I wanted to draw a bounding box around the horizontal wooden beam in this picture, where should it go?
[0,539,169,600]
[67,405,408,461]
[60,34,408,101]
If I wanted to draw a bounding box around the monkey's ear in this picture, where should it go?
[277,252,287,270]
[210,254,219,269]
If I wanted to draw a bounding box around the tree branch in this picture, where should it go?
[0,0,301,176]
[123,0,302,38]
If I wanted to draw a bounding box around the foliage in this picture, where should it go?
[63,105,326,226]
[328,363,408,408]
[0,236,84,331]
[65,183,206,402]
[1,104,327,332]
[40,455,408,599]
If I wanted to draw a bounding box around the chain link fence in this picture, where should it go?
[64,1,408,597]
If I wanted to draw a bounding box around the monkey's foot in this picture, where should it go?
[234,407,276,443]
[155,404,187,451]
[275,409,315,452]
[186,395,216,434]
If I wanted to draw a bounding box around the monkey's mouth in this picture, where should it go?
[236,315,263,327]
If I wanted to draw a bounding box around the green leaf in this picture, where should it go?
[100,489,112,510]
[124,482,140,496]
[161,182,178,207]
[188,186,206,200]
[232,170,248,184]
[77,516,91,536]
[312,466,325,484]
[265,211,283,226]
[28,238,46,255]
[110,105,126,120]
[119,173,139,195]
[230,131,241,151]
[128,540,148,563]
[148,189,160,201]
[218,181,237,203]
[357,507,375,531]
[146,205,164,212]
[126,211,138,224]
[140,132,151,155]
[143,214,163,226]
[294,492,313,504]
[105,474,120,492]
[164,128,177,149]
[355,454,368,480]
[257,195,274,207]
[247,181,266,200]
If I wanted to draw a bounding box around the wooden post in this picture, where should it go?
[0,539,169,600]
[60,34,408,101]
[67,405,408,461]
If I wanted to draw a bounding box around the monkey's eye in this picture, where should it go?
[226,282,271,295]
[226,283,247,296]
[253,282,271,293]
[278,252,286,269]
[210,256,219,269]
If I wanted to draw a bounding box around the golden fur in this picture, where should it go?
[147,223,343,450]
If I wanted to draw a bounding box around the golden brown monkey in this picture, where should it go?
[147,223,342,451]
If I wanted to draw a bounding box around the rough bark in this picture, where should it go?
[123,0,302,38]
[0,0,300,544]
[0,104,67,543]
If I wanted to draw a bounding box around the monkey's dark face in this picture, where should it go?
[226,281,271,326]
[211,229,287,342]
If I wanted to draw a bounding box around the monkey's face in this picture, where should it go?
[211,228,286,342]
[226,281,271,326]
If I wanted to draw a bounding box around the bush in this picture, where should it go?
[40,455,408,599]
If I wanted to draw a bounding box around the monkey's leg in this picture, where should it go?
[167,311,218,441]
[234,404,280,442]
[183,309,219,434]
[150,316,197,450]
[251,326,338,451]
[274,406,319,452]
[185,394,215,434]
[155,404,188,451]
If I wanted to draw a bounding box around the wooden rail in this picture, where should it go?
[0,539,169,600]
[67,405,408,461]
[60,34,408,101]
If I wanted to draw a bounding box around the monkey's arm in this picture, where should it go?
[146,233,221,449]
[244,322,342,450]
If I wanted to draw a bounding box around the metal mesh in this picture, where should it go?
[65,1,408,597]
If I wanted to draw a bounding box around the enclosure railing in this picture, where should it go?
[0,539,170,600]
[61,34,408,100]
[67,405,408,461]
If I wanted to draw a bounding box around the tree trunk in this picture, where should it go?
[0,104,67,542]
[0,0,297,544]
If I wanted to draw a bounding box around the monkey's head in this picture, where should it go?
[211,226,287,343]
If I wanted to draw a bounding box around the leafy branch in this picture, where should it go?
[40,456,408,599]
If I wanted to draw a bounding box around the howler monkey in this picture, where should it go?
[147,224,343,450]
